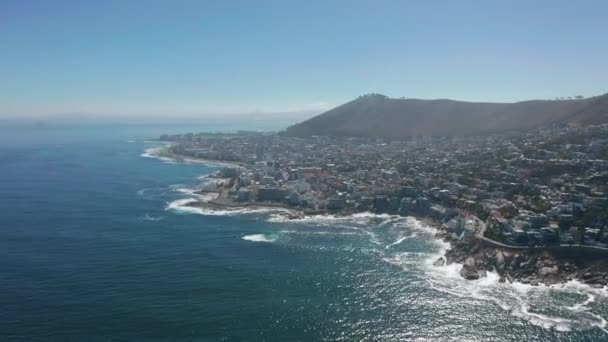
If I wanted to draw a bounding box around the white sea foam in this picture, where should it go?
[137,187,162,196]
[568,293,595,312]
[420,245,608,333]
[279,230,362,236]
[142,213,165,221]
[174,187,196,195]
[382,251,427,269]
[141,146,176,164]
[267,212,408,227]
[268,213,436,248]
[403,217,442,236]
[173,187,217,202]
[385,233,417,249]
[242,234,278,243]
[165,198,291,217]
[165,198,203,214]
[136,188,149,196]
[354,213,608,334]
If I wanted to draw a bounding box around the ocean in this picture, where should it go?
[1,124,607,341]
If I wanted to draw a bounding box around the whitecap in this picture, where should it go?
[267,212,405,226]
[242,234,278,243]
[141,146,176,164]
[423,248,608,333]
[173,187,218,202]
[382,251,427,269]
[165,198,203,214]
[279,230,362,236]
[137,186,170,198]
[385,233,417,249]
[142,213,165,221]
[165,198,291,217]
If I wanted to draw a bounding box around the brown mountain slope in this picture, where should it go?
[285,93,608,139]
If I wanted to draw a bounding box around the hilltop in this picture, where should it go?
[284,93,608,139]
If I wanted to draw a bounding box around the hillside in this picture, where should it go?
[284,93,608,139]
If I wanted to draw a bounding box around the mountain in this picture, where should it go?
[284,93,608,139]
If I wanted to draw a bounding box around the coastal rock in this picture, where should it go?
[495,250,505,272]
[460,257,480,280]
[469,244,480,255]
[538,265,561,285]
[586,276,607,286]
[582,272,608,286]
[539,265,558,277]
[287,213,304,220]
[439,230,605,286]
[433,257,446,267]
[502,251,514,264]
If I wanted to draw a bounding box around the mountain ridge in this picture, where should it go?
[285,93,608,139]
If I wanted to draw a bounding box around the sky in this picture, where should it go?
[1,0,607,118]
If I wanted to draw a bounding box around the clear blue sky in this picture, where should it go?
[1,0,607,117]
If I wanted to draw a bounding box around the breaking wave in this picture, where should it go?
[285,211,608,334]
[420,243,608,333]
[173,187,217,202]
[385,232,417,249]
[141,146,175,164]
[137,186,173,199]
[242,234,278,243]
[164,198,291,217]
[142,213,165,221]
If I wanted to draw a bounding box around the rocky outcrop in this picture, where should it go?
[433,257,446,267]
[441,234,608,287]
[460,257,480,280]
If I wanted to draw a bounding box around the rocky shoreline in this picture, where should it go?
[182,191,608,289]
[435,233,608,288]
[180,186,608,289]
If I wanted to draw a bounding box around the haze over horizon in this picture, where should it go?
[1,0,607,118]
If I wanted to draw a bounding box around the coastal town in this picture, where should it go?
[159,123,608,286]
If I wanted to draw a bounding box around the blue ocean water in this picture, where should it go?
[1,124,608,341]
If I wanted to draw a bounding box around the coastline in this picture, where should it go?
[196,196,608,288]
[188,194,358,218]
[146,144,245,169]
[175,184,608,288]
[154,148,608,289]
